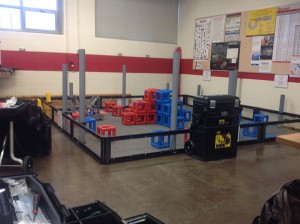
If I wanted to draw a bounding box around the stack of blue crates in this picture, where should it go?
[155,89,186,129]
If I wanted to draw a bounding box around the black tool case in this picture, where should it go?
[0,173,69,224]
[0,100,52,158]
[66,201,123,224]
[185,95,242,161]
[124,213,165,224]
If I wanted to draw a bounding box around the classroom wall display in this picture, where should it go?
[225,14,241,42]
[193,18,211,60]
[273,7,300,63]
[210,42,240,71]
[193,2,300,76]
[246,7,277,36]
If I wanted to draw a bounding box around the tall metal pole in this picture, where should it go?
[62,64,68,113]
[166,83,170,90]
[278,94,285,121]
[197,85,201,96]
[78,49,86,143]
[69,83,75,112]
[228,70,238,96]
[170,51,180,150]
[122,65,126,106]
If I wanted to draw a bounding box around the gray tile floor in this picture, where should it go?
[1,126,300,224]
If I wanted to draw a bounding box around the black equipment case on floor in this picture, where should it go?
[124,213,164,224]
[0,173,69,224]
[185,95,242,161]
[0,173,164,224]
[66,201,123,224]
[0,100,52,158]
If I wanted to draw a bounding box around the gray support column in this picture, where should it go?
[78,49,86,143]
[170,52,180,150]
[197,85,201,96]
[69,83,75,112]
[122,65,126,106]
[62,64,68,113]
[166,83,170,89]
[278,94,285,121]
[228,70,238,96]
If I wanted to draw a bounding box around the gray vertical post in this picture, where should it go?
[170,52,180,150]
[62,64,68,113]
[278,94,285,121]
[78,49,86,143]
[166,83,170,89]
[69,83,75,112]
[122,65,126,106]
[228,70,238,96]
[197,85,201,96]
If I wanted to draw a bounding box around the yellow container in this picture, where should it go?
[37,98,43,109]
[45,92,52,103]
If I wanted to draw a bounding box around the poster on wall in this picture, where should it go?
[193,60,208,70]
[246,7,277,36]
[210,15,226,43]
[225,14,241,42]
[274,74,288,88]
[290,63,300,77]
[272,11,300,62]
[203,70,211,81]
[251,35,274,67]
[193,18,211,59]
[251,36,261,66]
[210,41,240,70]
[259,60,272,73]
[260,35,274,60]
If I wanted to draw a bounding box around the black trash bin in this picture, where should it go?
[185,95,242,161]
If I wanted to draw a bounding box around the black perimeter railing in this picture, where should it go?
[40,95,300,164]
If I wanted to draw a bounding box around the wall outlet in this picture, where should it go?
[118,53,123,56]
[19,47,26,52]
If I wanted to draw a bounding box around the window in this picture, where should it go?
[95,0,179,44]
[0,0,62,34]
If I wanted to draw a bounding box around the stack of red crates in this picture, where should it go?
[143,88,158,124]
[121,88,158,125]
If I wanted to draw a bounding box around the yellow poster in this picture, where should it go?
[246,7,277,36]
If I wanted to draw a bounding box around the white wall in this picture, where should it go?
[0,0,175,97]
[1,0,299,114]
[178,0,300,114]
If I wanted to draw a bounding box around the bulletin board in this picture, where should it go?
[193,2,300,76]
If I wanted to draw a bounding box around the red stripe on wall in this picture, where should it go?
[86,55,172,73]
[2,51,68,71]
[181,59,300,83]
[2,51,300,83]
[1,50,172,73]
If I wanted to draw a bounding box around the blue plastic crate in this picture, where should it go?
[162,115,171,127]
[155,89,171,103]
[151,130,170,149]
[162,103,172,116]
[177,116,184,129]
[177,100,183,111]
[156,113,163,125]
[156,102,163,113]
[85,117,96,132]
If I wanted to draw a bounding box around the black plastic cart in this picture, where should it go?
[185,95,242,161]
[0,101,33,172]
[0,173,165,224]
[0,173,68,223]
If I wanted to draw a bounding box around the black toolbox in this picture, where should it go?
[0,100,52,158]
[0,173,69,224]
[185,95,242,161]
[124,213,164,224]
[0,173,164,224]
[66,201,123,224]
